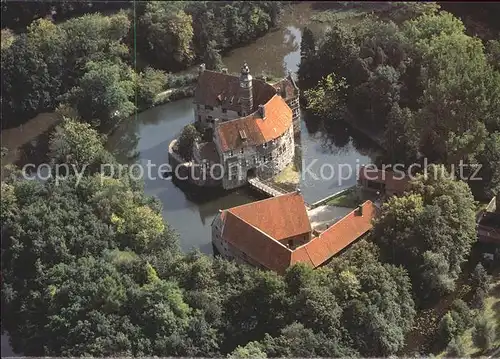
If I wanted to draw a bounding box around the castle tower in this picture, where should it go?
[239,62,253,116]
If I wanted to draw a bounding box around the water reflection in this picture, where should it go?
[300,109,378,203]
[0,113,60,179]
[0,3,381,355]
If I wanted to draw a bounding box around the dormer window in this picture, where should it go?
[263,142,268,149]
[239,129,247,141]
[228,150,233,157]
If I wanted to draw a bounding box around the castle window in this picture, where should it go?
[229,150,233,157]
[229,165,238,179]
[240,148,244,154]
[222,108,227,114]
[205,105,213,110]
[237,111,242,116]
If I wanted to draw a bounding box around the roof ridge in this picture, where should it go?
[203,69,238,78]
[293,238,315,262]
[226,210,293,251]
[227,192,302,211]
[324,200,373,230]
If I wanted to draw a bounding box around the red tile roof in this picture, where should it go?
[222,211,293,273]
[219,194,377,274]
[359,166,410,195]
[228,192,311,241]
[194,70,276,113]
[194,71,242,112]
[253,79,278,108]
[298,201,376,267]
[216,95,293,151]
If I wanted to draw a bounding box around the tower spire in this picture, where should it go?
[239,62,253,116]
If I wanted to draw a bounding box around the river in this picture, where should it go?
[0,3,378,355]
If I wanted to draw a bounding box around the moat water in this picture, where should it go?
[1,3,378,354]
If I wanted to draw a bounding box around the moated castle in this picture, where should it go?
[169,62,300,190]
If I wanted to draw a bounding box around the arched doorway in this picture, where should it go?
[247,168,256,179]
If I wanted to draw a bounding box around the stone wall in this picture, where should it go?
[212,213,267,270]
[168,139,221,187]
[286,96,301,135]
[191,141,222,187]
[167,140,191,182]
[220,125,295,190]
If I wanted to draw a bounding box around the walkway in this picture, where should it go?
[248,177,287,198]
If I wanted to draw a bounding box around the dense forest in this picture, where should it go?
[1,1,283,129]
[300,3,500,201]
[2,119,497,357]
[1,2,499,357]
[2,119,416,356]
[439,2,500,41]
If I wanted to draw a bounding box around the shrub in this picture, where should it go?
[137,67,167,108]
[471,287,486,310]
[177,124,199,161]
[438,312,458,347]
[450,299,473,334]
[445,337,467,358]
[471,263,491,292]
[472,315,496,351]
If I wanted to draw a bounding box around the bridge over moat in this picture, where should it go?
[248,177,288,198]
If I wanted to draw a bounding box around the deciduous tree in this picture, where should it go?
[373,165,477,304]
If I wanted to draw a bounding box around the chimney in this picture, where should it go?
[258,104,265,119]
[198,63,206,75]
[221,68,228,74]
[356,204,363,216]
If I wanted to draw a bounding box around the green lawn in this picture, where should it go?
[273,162,299,186]
[326,187,359,208]
[325,187,378,208]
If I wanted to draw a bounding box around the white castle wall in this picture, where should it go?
[218,125,295,190]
